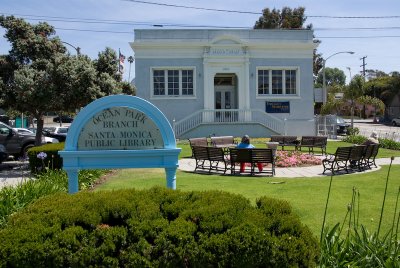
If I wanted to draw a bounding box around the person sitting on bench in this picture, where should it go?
[236,135,263,173]
[363,131,379,145]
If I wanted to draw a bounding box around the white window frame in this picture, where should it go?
[256,66,300,99]
[150,67,196,99]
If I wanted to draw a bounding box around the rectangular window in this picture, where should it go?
[257,70,269,95]
[182,70,193,95]
[168,70,179,96]
[152,68,194,97]
[153,70,165,96]
[257,68,298,96]
[285,70,296,94]
[271,70,283,94]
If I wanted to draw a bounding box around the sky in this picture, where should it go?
[1,0,400,83]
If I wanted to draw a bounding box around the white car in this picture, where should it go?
[13,128,59,143]
[392,117,400,126]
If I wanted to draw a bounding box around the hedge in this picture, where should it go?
[0,187,319,267]
[27,142,64,173]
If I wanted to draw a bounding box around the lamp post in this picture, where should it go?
[322,51,354,104]
[347,67,355,129]
[127,56,134,83]
[61,41,80,55]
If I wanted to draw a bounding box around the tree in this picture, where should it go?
[0,16,135,145]
[315,67,346,87]
[364,73,400,120]
[94,48,135,96]
[254,7,310,29]
[345,75,365,127]
[313,48,324,78]
[253,7,321,77]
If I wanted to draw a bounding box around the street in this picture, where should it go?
[350,119,400,142]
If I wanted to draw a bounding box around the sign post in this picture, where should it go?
[59,95,181,193]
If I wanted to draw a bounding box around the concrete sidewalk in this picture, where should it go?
[178,157,400,178]
[0,157,398,189]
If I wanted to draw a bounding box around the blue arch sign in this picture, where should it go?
[59,95,181,193]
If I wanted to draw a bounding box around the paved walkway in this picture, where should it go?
[179,157,400,178]
[0,157,399,189]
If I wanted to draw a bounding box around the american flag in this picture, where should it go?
[119,50,125,74]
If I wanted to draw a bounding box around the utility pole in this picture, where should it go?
[360,56,367,79]
[360,56,367,119]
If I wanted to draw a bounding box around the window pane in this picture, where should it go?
[153,70,165,95]
[285,70,296,94]
[272,70,283,94]
[182,70,194,95]
[168,70,179,95]
[257,70,269,95]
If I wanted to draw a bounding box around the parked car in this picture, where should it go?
[16,128,59,144]
[0,122,44,158]
[43,126,69,142]
[392,117,400,126]
[53,115,73,123]
[0,144,8,164]
[336,116,350,135]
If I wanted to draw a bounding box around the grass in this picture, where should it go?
[93,140,400,237]
[178,139,400,159]
[94,167,399,237]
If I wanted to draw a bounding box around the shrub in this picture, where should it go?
[379,137,400,150]
[27,143,64,173]
[347,127,360,136]
[0,169,105,228]
[342,134,367,145]
[342,135,400,150]
[0,188,319,267]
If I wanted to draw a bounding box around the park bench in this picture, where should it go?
[322,146,353,175]
[270,135,299,150]
[188,137,209,157]
[211,136,236,148]
[210,136,237,153]
[362,143,380,169]
[349,145,367,171]
[191,146,228,174]
[229,148,275,176]
[297,136,328,155]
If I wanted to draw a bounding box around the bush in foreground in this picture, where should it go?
[0,187,319,267]
[0,169,105,227]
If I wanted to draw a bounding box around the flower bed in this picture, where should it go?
[275,151,322,167]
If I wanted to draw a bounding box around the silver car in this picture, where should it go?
[392,117,400,126]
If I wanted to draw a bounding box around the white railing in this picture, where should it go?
[173,109,284,137]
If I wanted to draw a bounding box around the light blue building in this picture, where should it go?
[130,29,318,139]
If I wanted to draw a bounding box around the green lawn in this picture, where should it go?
[94,140,400,238]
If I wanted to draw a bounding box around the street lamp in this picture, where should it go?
[347,67,355,129]
[322,51,354,104]
[61,41,80,55]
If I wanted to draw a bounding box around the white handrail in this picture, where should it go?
[173,109,284,137]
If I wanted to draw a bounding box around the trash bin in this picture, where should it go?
[266,142,279,156]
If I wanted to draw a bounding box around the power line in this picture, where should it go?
[3,12,400,32]
[121,0,400,19]
[53,27,400,39]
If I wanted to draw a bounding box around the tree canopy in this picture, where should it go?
[315,67,346,87]
[254,7,310,29]
[0,15,135,145]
